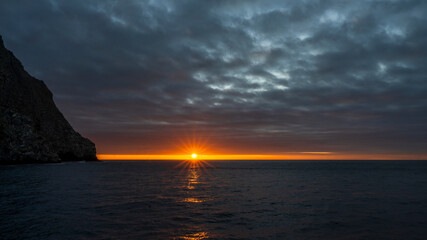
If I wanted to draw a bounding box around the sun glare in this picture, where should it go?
[191,153,198,159]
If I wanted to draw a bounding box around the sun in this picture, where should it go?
[177,135,210,160]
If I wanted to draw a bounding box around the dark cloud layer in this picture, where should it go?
[1,0,427,155]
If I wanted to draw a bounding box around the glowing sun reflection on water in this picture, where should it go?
[178,231,210,240]
[177,163,212,203]
[174,160,213,239]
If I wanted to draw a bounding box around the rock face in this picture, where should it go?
[0,35,97,164]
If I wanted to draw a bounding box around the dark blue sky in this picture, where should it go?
[1,0,427,155]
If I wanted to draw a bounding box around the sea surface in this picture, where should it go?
[1,160,427,240]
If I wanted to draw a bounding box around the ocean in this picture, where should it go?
[1,160,427,239]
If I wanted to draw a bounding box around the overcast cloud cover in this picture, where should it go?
[1,0,427,155]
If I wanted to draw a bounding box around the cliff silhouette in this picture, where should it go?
[0,35,97,164]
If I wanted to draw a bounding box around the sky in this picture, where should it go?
[1,0,427,158]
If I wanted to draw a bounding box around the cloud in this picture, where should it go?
[1,0,426,154]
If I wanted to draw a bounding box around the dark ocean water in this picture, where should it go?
[1,160,427,240]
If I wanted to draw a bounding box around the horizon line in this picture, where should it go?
[97,154,427,161]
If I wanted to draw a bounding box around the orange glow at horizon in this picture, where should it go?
[97,136,427,160]
[97,153,427,160]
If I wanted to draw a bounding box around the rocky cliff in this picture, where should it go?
[0,35,97,164]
